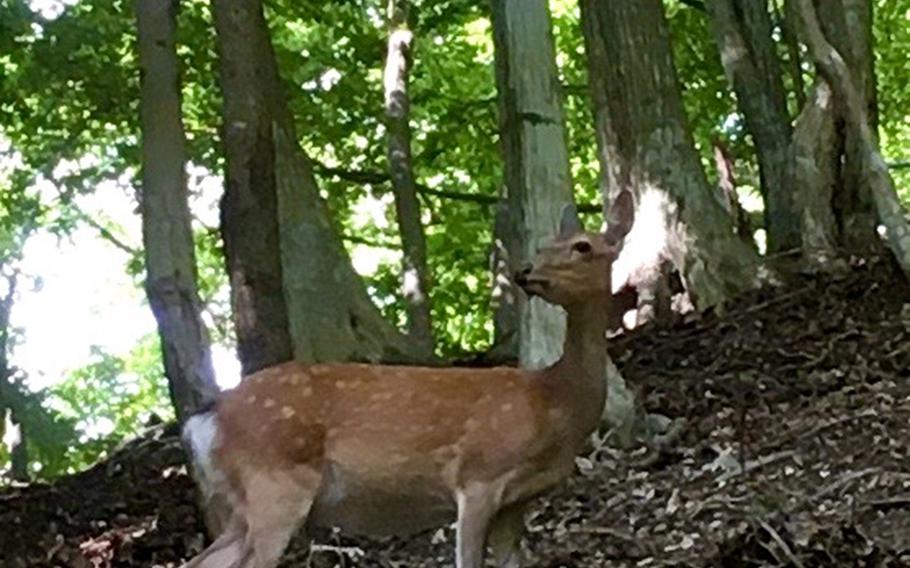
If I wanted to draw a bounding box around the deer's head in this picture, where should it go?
[515,191,634,307]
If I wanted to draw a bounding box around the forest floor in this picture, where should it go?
[2,255,910,567]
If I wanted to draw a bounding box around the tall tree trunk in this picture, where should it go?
[211,0,433,370]
[791,80,839,258]
[0,273,27,482]
[384,0,434,357]
[797,0,910,274]
[136,0,218,420]
[706,0,800,253]
[488,197,518,363]
[778,0,807,109]
[581,0,758,313]
[491,0,574,369]
[790,0,881,258]
[817,0,879,250]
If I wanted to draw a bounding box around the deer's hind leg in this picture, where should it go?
[183,466,322,568]
[238,466,323,568]
[488,502,526,568]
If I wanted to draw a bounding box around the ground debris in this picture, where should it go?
[2,258,910,566]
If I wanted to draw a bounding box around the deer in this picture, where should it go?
[180,191,635,568]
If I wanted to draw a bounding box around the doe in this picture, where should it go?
[181,191,635,568]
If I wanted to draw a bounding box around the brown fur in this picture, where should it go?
[181,193,635,568]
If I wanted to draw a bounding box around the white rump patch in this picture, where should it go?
[183,412,226,500]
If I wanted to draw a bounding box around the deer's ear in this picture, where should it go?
[604,191,634,243]
[558,203,581,237]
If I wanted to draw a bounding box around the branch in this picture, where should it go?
[314,162,603,213]
[342,232,401,249]
[78,212,140,256]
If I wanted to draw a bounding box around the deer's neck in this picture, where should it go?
[549,299,610,428]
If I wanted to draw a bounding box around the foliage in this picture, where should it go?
[46,335,172,475]
[0,369,77,480]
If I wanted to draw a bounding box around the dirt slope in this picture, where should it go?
[2,257,909,567]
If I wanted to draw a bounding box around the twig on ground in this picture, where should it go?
[716,450,797,483]
[569,526,637,541]
[811,468,878,501]
[759,518,806,568]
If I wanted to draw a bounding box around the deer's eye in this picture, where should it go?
[572,241,592,254]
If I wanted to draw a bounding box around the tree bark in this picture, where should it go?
[491,0,575,369]
[791,80,839,259]
[211,0,433,370]
[384,0,434,357]
[817,0,879,250]
[210,0,293,375]
[0,272,28,482]
[712,138,754,244]
[797,0,910,274]
[581,0,758,313]
[489,197,518,363]
[780,0,807,109]
[789,0,881,258]
[706,0,799,252]
[135,0,218,420]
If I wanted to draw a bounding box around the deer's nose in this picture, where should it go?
[514,264,533,286]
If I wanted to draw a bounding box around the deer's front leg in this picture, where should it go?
[455,485,499,568]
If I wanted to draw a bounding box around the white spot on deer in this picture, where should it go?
[371,391,394,402]
[263,398,276,409]
[246,395,257,404]
[301,386,313,397]
[281,406,296,419]
[501,403,514,412]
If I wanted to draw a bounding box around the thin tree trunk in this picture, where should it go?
[712,138,754,243]
[797,0,910,274]
[706,0,799,253]
[384,0,434,357]
[211,0,434,369]
[491,0,574,369]
[779,0,807,109]
[489,197,518,363]
[581,0,758,313]
[0,273,27,482]
[135,0,218,420]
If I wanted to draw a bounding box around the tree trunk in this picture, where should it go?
[790,0,881,258]
[706,0,800,253]
[779,0,807,109]
[384,0,434,357]
[491,0,575,369]
[817,0,879,250]
[581,0,758,313]
[712,138,754,244]
[136,0,218,420]
[797,0,910,274]
[211,0,433,370]
[791,80,839,259]
[0,273,28,482]
[488,197,518,363]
